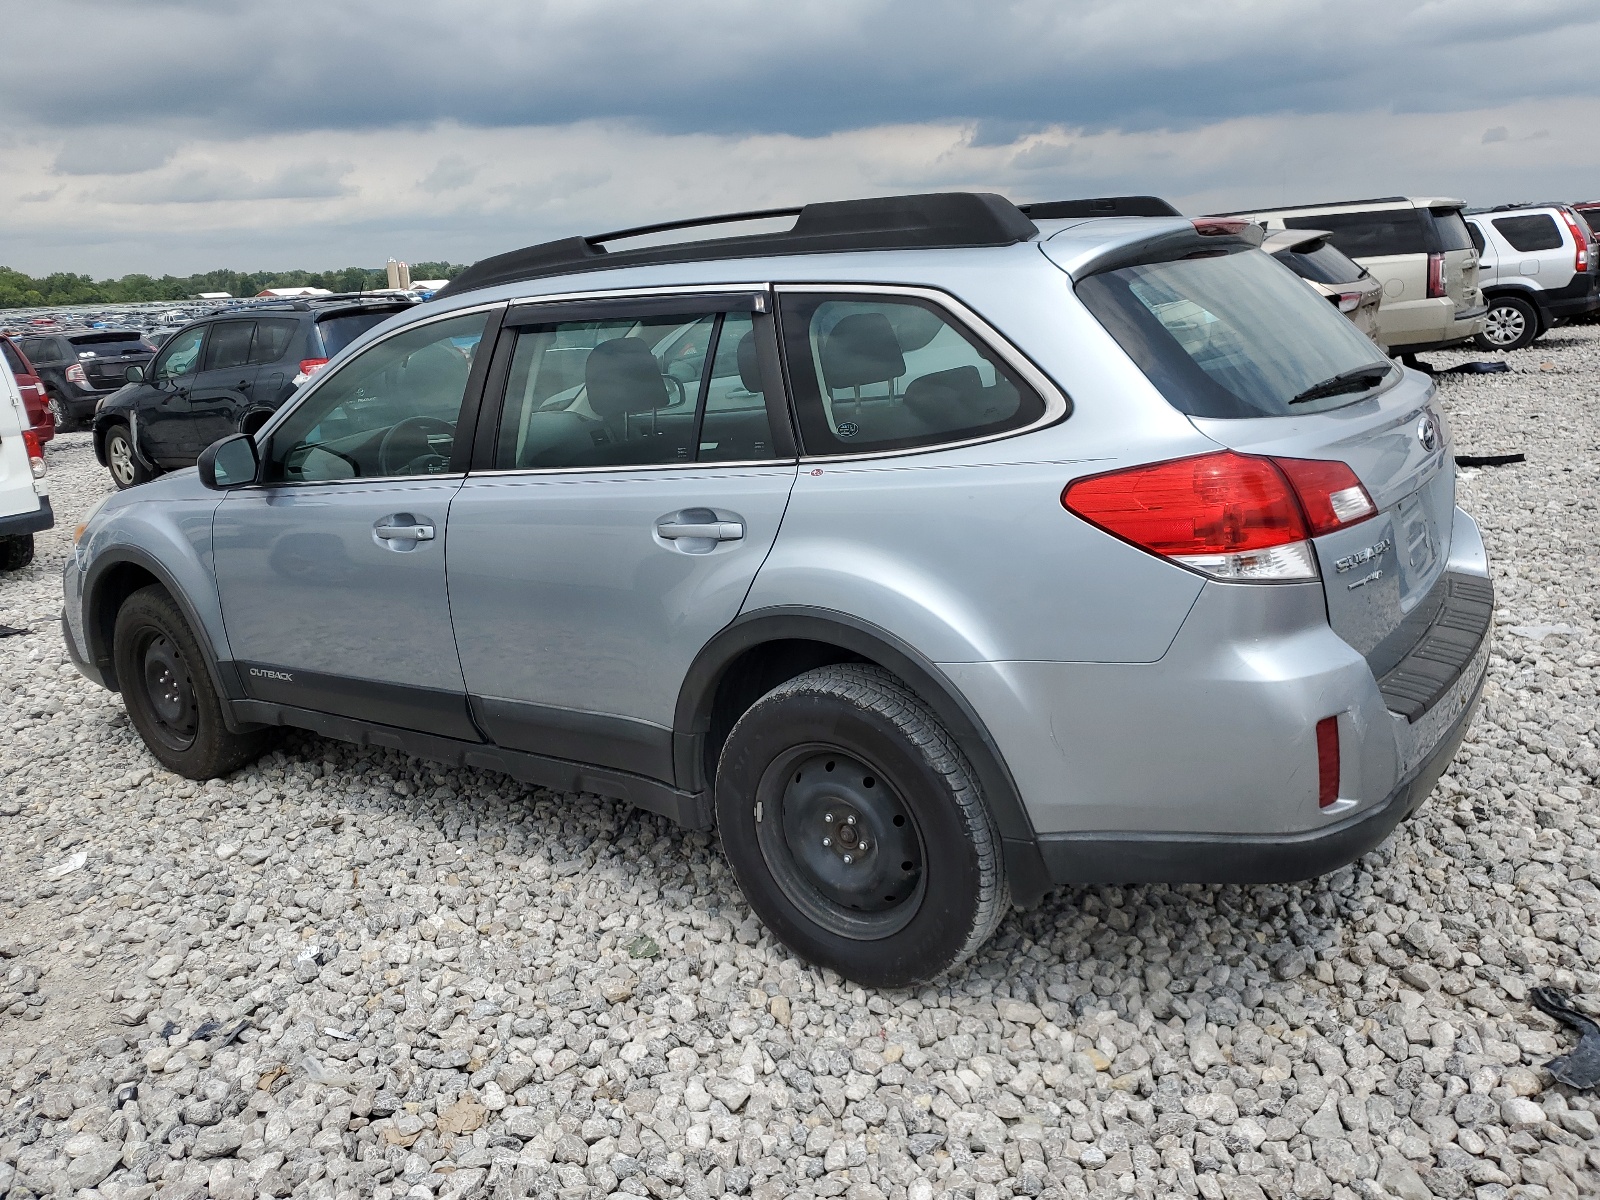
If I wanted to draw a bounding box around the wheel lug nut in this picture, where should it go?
[823,813,834,823]
[822,837,831,847]
[846,815,857,825]
[842,854,853,865]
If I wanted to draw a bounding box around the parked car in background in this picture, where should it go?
[0,334,54,443]
[0,353,51,570]
[1262,229,1385,348]
[93,293,416,488]
[1573,201,1600,240]
[66,192,1492,985]
[15,329,154,431]
[1464,204,1599,350]
[1215,197,1485,360]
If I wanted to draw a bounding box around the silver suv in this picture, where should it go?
[1465,203,1600,350]
[63,193,1493,987]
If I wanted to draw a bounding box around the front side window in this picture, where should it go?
[778,294,1043,455]
[1078,247,1394,419]
[1285,210,1426,258]
[153,326,204,381]
[266,311,487,482]
[202,321,255,372]
[494,306,776,469]
[1492,214,1563,253]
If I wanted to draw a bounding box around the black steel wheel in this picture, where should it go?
[716,663,1007,987]
[113,585,276,778]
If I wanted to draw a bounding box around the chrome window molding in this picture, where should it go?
[227,473,467,493]
[467,459,798,479]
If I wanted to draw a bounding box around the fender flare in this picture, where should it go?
[82,545,244,709]
[676,605,1052,906]
[1480,284,1550,319]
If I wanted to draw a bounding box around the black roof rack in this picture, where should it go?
[436,192,1039,298]
[1019,195,1180,219]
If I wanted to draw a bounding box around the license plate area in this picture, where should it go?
[1395,494,1439,601]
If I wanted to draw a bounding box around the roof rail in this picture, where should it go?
[1019,195,1180,219]
[436,192,1039,298]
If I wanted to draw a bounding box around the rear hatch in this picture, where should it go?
[1061,236,1456,677]
[313,304,413,358]
[1427,206,1480,312]
[67,330,154,390]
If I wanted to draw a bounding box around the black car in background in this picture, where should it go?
[16,329,155,430]
[93,294,416,488]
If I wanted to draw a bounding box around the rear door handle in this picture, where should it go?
[657,520,743,541]
[375,523,435,541]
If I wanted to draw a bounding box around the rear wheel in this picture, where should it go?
[715,664,1007,987]
[0,535,34,571]
[113,585,275,778]
[48,391,79,432]
[104,422,153,489]
[1476,295,1540,351]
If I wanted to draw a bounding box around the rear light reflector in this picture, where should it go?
[1316,717,1340,808]
[1335,291,1363,313]
[1560,208,1590,272]
[22,428,46,478]
[1192,217,1251,237]
[1062,451,1377,581]
[1426,252,1447,299]
[1271,457,1376,536]
[65,363,88,385]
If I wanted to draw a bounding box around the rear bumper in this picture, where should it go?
[1540,275,1600,320]
[0,494,53,536]
[1398,303,1487,353]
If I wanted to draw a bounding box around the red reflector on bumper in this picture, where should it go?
[1316,716,1340,808]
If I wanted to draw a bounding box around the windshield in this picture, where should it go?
[1077,248,1393,418]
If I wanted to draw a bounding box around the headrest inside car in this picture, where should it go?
[821,312,906,391]
[735,331,763,394]
[586,337,669,418]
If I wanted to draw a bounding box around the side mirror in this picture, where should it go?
[197,434,260,490]
[125,364,145,383]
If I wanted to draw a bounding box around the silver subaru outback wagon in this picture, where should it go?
[63,192,1493,987]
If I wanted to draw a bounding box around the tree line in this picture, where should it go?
[0,263,467,310]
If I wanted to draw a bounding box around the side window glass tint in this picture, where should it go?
[778,295,1043,456]
[250,318,299,366]
[495,311,716,470]
[202,321,255,372]
[154,326,205,381]
[1468,223,1486,254]
[1284,210,1426,258]
[700,313,775,462]
[267,312,487,483]
[1,341,24,374]
[1492,214,1563,253]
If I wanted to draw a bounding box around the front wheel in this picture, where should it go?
[104,422,153,489]
[113,585,276,778]
[715,664,1007,988]
[1475,295,1540,351]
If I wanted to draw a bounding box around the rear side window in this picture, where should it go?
[1492,214,1563,253]
[778,294,1043,455]
[1077,248,1394,419]
[19,338,57,363]
[316,310,403,357]
[251,318,300,365]
[202,321,256,372]
[495,306,776,469]
[1285,209,1427,257]
[1273,239,1366,285]
[1,341,26,375]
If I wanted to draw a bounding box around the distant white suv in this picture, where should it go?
[0,354,52,570]
[1465,203,1600,350]
[1216,197,1486,360]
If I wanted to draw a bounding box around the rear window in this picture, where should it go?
[67,330,148,352]
[1284,209,1427,258]
[1581,210,1600,238]
[1492,214,1563,253]
[1428,209,1474,253]
[1272,238,1366,285]
[316,309,405,357]
[1077,248,1394,419]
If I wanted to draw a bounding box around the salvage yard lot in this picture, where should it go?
[2,329,1599,1200]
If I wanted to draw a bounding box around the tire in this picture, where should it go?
[104,422,153,489]
[47,391,79,433]
[715,663,1007,988]
[0,535,34,571]
[113,585,276,779]
[1475,295,1540,351]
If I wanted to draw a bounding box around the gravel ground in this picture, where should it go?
[2,327,1599,1200]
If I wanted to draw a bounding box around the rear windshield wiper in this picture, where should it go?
[1290,363,1392,406]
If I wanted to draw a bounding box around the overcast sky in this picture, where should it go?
[2,0,1598,277]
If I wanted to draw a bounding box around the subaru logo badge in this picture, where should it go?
[1417,415,1438,452]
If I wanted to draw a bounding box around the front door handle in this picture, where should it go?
[657,520,743,541]
[375,523,435,542]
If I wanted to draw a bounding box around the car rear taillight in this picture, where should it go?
[1061,451,1376,582]
[1192,217,1250,237]
[22,428,46,478]
[294,357,330,385]
[1334,292,1363,313]
[1559,208,1590,272]
[1426,252,1447,299]
[65,363,88,385]
[1316,716,1340,808]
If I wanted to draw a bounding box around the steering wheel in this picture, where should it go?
[378,416,455,476]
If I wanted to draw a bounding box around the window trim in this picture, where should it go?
[468,287,798,477]
[774,283,1071,463]
[244,300,506,489]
